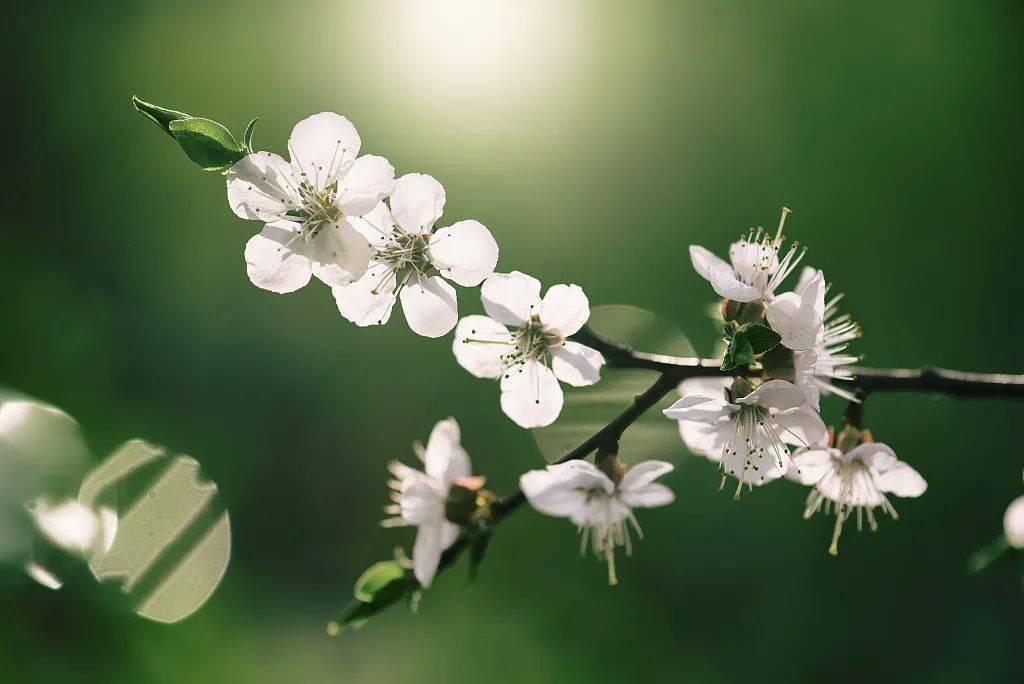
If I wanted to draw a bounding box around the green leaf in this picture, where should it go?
[243,117,258,153]
[721,323,781,371]
[353,560,408,602]
[168,118,244,172]
[721,334,754,371]
[132,95,192,137]
[331,559,417,633]
[532,305,695,465]
[738,322,781,355]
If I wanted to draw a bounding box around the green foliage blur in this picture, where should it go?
[3,0,1023,681]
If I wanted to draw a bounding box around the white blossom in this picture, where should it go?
[664,379,826,498]
[1003,495,1024,549]
[689,219,805,305]
[333,173,498,338]
[452,271,605,428]
[792,267,861,410]
[382,418,473,587]
[520,459,674,584]
[689,216,825,351]
[788,438,926,555]
[227,112,394,293]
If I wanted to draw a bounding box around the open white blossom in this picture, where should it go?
[788,437,926,555]
[792,267,861,410]
[333,173,498,338]
[689,216,805,303]
[452,271,605,428]
[689,215,825,351]
[520,459,674,584]
[664,379,826,498]
[382,418,472,587]
[227,112,394,293]
[1003,494,1024,549]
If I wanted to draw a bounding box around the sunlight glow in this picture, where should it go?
[367,0,584,108]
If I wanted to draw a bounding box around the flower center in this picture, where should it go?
[376,232,432,275]
[287,180,343,241]
[720,405,791,499]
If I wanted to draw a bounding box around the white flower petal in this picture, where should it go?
[772,405,828,448]
[678,376,730,400]
[348,202,397,249]
[795,265,819,291]
[338,154,395,217]
[728,240,779,286]
[787,448,836,485]
[739,379,806,410]
[226,152,295,221]
[423,417,471,485]
[550,341,604,387]
[287,112,360,188]
[499,359,563,428]
[390,173,446,233]
[690,245,760,302]
[678,419,729,461]
[664,396,735,424]
[452,315,513,379]
[765,269,825,351]
[333,262,397,326]
[1003,496,1024,549]
[689,244,731,279]
[413,521,445,587]
[619,460,674,493]
[539,284,591,338]
[857,444,926,498]
[481,271,542,326]
[307,221,373,287]
[427,220,499,287]
[620,483,675,509]
[520,467,590,518]
[244,222,312,293]
[793,349,821,411]
[400,273,459,338]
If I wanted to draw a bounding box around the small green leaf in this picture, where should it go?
[721,335,754,371]
[331,559,417,633]
[721,322,781,370]
[737,322,781,355]
[132,95,192,137]
[721,321,737,341]
[243,117,258,153]
[168,118,244,172]
[354,560,408,602]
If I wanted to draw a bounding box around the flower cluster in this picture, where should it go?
[662,213,927,552]
[227,113,599,427]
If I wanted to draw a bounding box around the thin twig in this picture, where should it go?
[573,325,1024,398]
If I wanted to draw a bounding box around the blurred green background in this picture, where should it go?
[3,0,1023,681]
